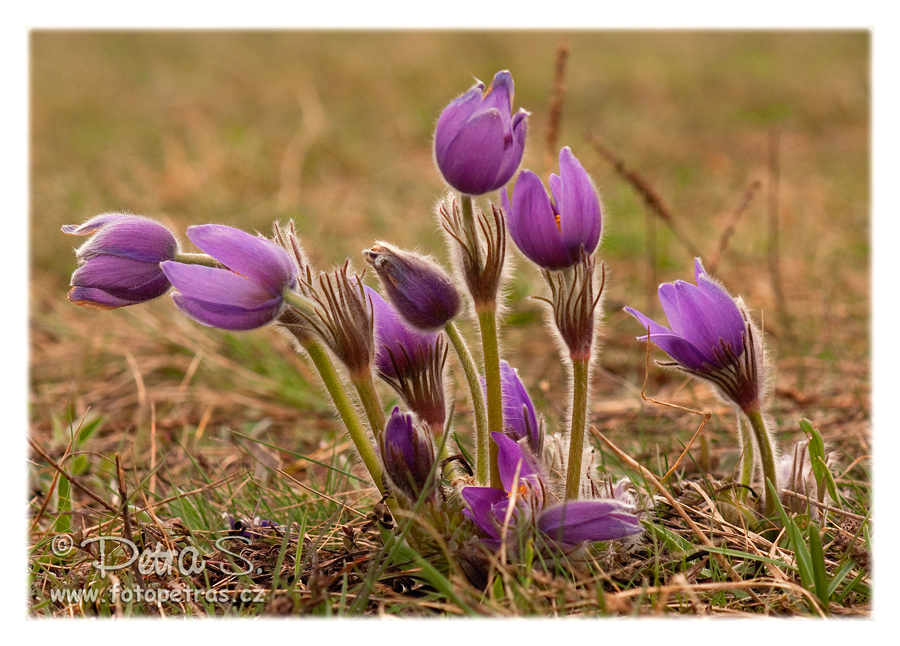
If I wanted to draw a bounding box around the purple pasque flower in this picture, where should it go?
[434,70,528,196]
[367,286,448,433]
[462,433,641,550]
[482,361,542,455]
[461,433,544,547]
[380,406,437,503]
[364,242,461,332]
[624,258,760,411]
[62,213,179,309]
[502,146,602,270]
[162,224,296,331]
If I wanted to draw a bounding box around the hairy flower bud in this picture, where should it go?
[380,407,437,503]
[368,287,448,434]
[434,70,528,196]
[62,213,179,309]
[363,242,461,332]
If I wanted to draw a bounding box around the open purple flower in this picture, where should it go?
[434,70,528,196]
[380,406,437,503]
[367,286,448,433]
[502,146,602,270]
[162,224,296,331]
[624,258,760,411]
[364,242,461,332]
[62,213,179,309]
[482,361,542,455]
[462,433,641,550]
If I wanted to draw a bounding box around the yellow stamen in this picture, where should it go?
[555,212,562,232]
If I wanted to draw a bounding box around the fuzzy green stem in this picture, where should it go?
[351,374,387,442]
[737,412,755,503]
[444,321,488,484]
[564,358,591,500]
[300,340,384,494]
[173,252,221,268]
[477,307,503,490]
[744,408,778,517]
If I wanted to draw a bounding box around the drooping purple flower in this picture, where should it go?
[434,70,528,196]
[536,500,644,546]
[62,213,179,309]
[380,406,437,503]
[367,286,448,433]
[624,258,761,411]
[461,433,641,550]
[364,242,461,332]
[482,361,542,455]
[502,146,602,270]
[161,224,296,331]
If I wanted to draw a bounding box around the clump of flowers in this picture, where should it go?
[61,66,812,588]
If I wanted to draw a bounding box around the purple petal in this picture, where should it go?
[162,262,277,307]
[623,305,674,339]
[61,213,129,236]
[461,487,508,539]
[537,500,643,545]
[437,108,508,195]
[657,283,686,335]
[670,280,740,365]
[67,215,178,263]
[624,305,710,371]
[493,432,541,493]
[186,225,294,293]
[433,82,484,162]
[367,286,438,378]
[506,170,571,269]
[694,272,745,354]
[491,109,528,186]
[67,286,137,309]
[480,71,514,126]
[498,361,539,448]
[71,255,162,290]
[557,147,601,257]
[171,293,283,330]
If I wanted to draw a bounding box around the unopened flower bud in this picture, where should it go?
[363,242,461,332]
[434,70,528,196]
[380,407,437,503]
[62,213,179,309]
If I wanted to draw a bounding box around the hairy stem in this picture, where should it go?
[173,252,221,268]
[445,321,488,484]
[565,358,590,500]
[300,340,384,493]
[351,373,387,442]
[737,412,755,502]
[744,408,778,517]
[477,307,503,490]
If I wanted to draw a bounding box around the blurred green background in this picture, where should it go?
[29,31,869,458]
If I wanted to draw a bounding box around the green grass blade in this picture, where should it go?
[807,520,830,611]
[827,558,858,599]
